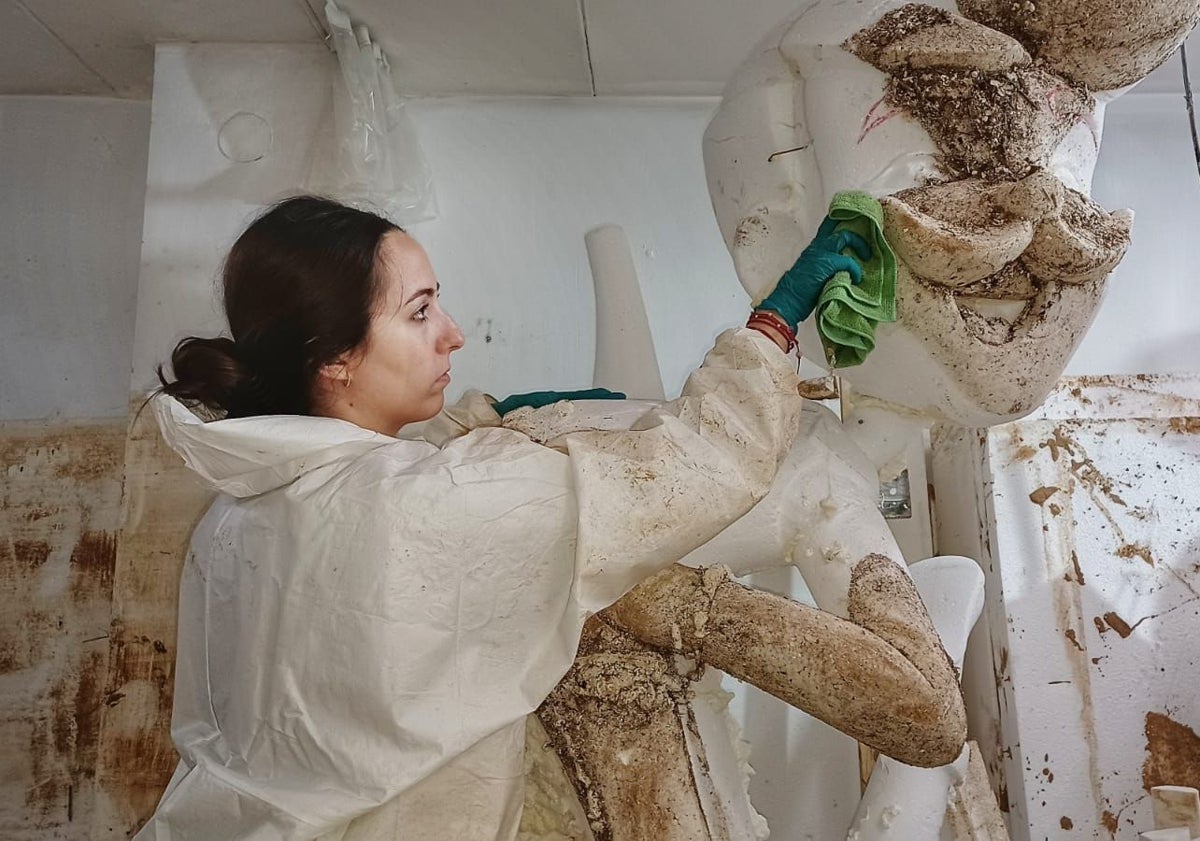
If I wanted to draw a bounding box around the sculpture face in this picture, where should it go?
[704,0,1199,426]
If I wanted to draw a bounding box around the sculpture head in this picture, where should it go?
[704,0,1199,426]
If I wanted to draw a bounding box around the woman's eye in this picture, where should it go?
[414,305,429,321]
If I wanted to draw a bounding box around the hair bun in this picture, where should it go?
[157,336,251,418]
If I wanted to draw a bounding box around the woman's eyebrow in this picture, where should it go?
[403,283,439,306]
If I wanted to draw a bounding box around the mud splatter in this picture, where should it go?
[1068,551,1085,585]
[1013,445,1038,461]
[1144,712,1200,791]
[1101,612,1133,638]
[1061,815,1073,829]
[1168,417,1200,433]
[1101,810,1117,834]
[69,530,117,603]
[1038,440,1107,829]
[1030,486,1061,505]
[1117,543,1155,566]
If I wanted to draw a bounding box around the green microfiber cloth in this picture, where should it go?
[815,190,897,368]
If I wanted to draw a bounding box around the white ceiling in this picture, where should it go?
[0,0,1196,99]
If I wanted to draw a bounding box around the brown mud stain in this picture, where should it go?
[1144,712,1200,791]
[0,427,124,483]
[1041,426,1129,509]
[2,420,126,828]
[69,530,118,603]
[1101,810,1118,834]
[1068,551,1085,585]
[1042,475,1106,823]
[1168,417,1200,433]
[1101,612,1133,639]
[1030,486,1061,506]
[0,539,55,675]
[1013,444,1038,462]
[1117,543,1155,567]
[97,617,180,829]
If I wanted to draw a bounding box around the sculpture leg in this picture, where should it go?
[535,616,732,841]
[681,405,906,618]
[700,406,995,835]
[847,556,996,841]
[603,557,967,769]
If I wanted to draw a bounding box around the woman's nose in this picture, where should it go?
[443,315,465,352]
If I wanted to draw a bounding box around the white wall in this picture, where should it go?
[130,44,755,408]
[0,96,149,421]
[1075,92,1200,376]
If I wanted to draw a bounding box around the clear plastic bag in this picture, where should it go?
[316,1,436,224]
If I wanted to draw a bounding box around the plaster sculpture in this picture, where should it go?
[704,0,1200,428]
[499,238,980,841]
[700,0,1196,835]
[508,398,978,841]
[514,2,1200,838]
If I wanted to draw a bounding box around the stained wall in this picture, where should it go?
[0,96,149,840]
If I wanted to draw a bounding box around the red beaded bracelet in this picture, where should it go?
[746,309,797,353]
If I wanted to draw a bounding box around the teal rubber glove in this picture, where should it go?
[492,388,626,417]
[757,217,873,330]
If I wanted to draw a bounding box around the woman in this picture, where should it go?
[137,195,870,840]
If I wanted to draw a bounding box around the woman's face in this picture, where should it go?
[328,231,465,435]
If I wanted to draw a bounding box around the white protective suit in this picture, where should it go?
[135,328,802,841]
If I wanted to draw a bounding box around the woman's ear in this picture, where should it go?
[317,358,353,390]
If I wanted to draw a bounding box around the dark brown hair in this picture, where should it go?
[157,196,400,418]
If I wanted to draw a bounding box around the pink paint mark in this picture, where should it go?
[858,96,899,144]
[1045,84,1101,150]
[1044,84,1072,114]
[1046,86,1099,151]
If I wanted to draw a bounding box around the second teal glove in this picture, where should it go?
[492,388,626,417]
[758,217,873,330]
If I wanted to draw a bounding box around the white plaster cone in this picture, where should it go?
[846,556,985,841]
[689,668,771,841]
[1151,786,1200,836]
[1138,829,1191,841]
[586,224,666,400]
